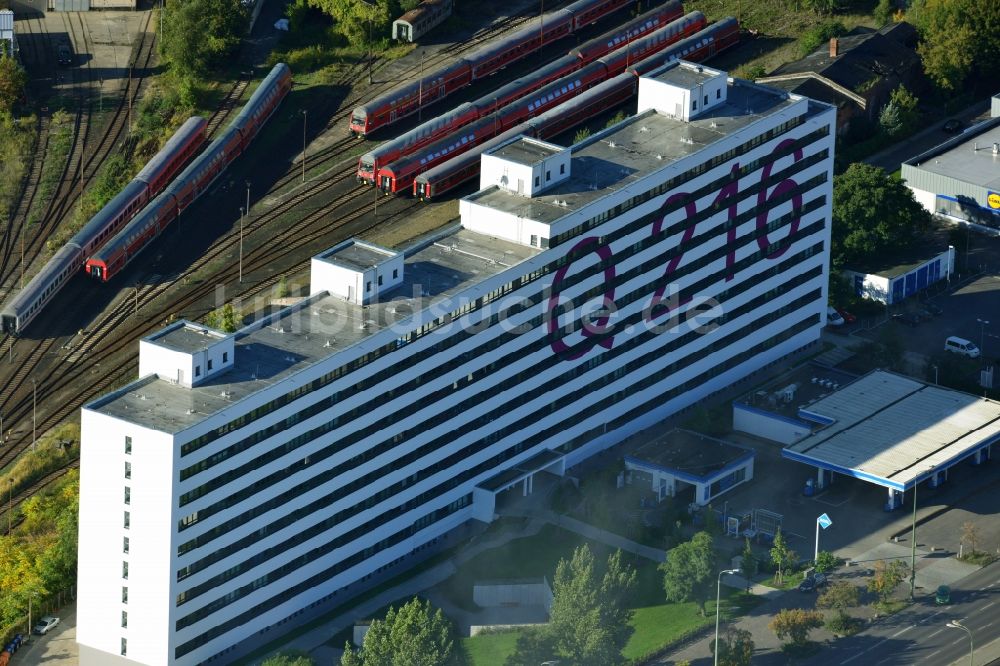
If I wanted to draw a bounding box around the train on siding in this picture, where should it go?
[85,63,293,283]
[349,0,645,137]
[392,0,453,42]
[357,0,687,185]
[414,18,741,200]
[0,116,208,335]
[378,12,723,195]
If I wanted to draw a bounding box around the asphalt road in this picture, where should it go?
[801,563,999,665]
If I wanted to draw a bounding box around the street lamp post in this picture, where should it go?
[245,180,250,218]
[714,568,739,666]
[977,318,989,357]
[301,110,307,183]
[946,620,974,666]
[909,466,934,600]
[239,207,244,284]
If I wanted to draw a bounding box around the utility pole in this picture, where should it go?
[301,110,307,183]
[31,378,36,451]
[245,180,250,217]
[134,284,139,319]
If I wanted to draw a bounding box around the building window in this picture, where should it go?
[124,462,131,479]
[366,281,372,293]
[122,611,127,628]
[123,561,128,579]
[546,170,551,182]
[704,95,709,105]
[560,164,565,175]
[692,100,697,110]
[195,366,201,377]
[124,487,130,505]
[530,235,538,247]
[716,89,721,99]
[124,511,130,529]
[123,537,129,554]
[121,638,127,656]
[207,359,213,371]
[534,176,539,187]
[393,269,398,279]
[124,436,132,455]
[378,275,383,286]
[223,352,228,363]
[122,587,128,604]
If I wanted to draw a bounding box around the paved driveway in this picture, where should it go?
[14,604,77,666]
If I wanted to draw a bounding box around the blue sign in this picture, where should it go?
[817,513,833,529]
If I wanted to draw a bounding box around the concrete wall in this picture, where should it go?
[733,402,812,444]
[473,579,553,610]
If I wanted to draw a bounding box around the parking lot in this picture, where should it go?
[10,604,77,666]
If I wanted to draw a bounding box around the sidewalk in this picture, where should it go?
[950,634,1000,666]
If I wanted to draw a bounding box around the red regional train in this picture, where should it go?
[378,11,713,194]
[85,63,292,283]
[414,18,741,200]
[348,0,660,137]
[356,0,687,185]
[0,116,207,334]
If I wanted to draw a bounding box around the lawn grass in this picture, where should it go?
[461,630,521,666]
[761,570,806,591]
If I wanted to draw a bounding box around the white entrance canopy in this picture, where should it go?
[783,371,1000,491]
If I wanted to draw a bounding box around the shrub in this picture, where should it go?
[799,21,847,57]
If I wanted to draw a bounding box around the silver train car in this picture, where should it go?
[392,0,453,42]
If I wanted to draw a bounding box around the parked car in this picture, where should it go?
[835,307,856,324]
[944,336,980,358]
[32,616,59,635]
[935,584,951,605]
[942,119,963,134]
[921,302,944,316]
[798,572,828,592]
[56,44,72,66]
[826,307,845,327]
[892,312,923,327]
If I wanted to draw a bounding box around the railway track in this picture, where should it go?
[0,1,600,515]
[0,13,158,299]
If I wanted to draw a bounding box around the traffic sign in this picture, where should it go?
[817,513,832,529]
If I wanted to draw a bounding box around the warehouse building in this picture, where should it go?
[77,61,836,665]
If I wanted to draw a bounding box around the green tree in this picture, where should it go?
[661,531,716,615]
[813,550,839,574]
[910,0,1000,91]
[711,626,755,666]
[769,528,796,585]
[0,54,27,116]
[548,545,637,664]
[867,559,907,604]
[880,85,919,137]
[308,0,390,46]
[205,303,242,333]
[262,651,315,665]
[573,127,592,143]
[160,0,248,79]
[739,538,759,593]
[828,263,854,308]
[874,0,895,25]
[879,101,902,137]
[341,597,456,666]
[803,0,840,14]
[818,579,861,632]
[504,628,558,666]
[961,521,979,554]
[799,21,847,57]
[769,608,824,646]
[832,163,932,265]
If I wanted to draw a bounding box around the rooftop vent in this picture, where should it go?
[608,141,617,148]
[639,126,649,132]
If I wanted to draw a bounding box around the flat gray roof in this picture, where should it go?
[783,371,1000,490]
[625,429,753,481]
[904,117,1000,191]
[147,323,227,354]
[318,240,396,272]
[465,80,821,226]
[651,62,718,89]
[487,136,562,166]
[89,228,540,434]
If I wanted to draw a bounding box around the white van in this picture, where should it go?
[944,336,980,358]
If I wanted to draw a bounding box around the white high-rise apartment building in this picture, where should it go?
[78,62,835,665]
